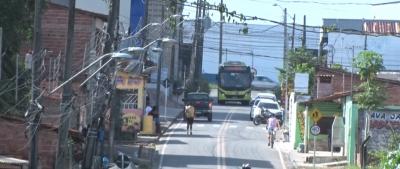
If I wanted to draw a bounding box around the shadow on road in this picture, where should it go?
[158,139,188,145]
[159,154,275,168]
[161,133,214,138]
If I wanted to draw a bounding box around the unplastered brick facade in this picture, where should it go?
[315,67,400,105]
[32,2,107,125]
[0,116,82,169]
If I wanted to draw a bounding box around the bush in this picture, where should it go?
[381,150,400,169]
[185,77,210,94]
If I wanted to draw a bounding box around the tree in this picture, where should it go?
[0,0,35,115]
[277,47,318,95]
[353,51,385,140]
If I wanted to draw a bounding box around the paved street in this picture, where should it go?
[154,104,285,169]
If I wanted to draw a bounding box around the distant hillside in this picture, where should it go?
[202,73,217,84]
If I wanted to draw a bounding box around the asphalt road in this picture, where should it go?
[155,104,285,169]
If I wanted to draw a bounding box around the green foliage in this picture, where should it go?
[331,63,347,71]
[0,0,35,114]
[353,51,385,111]
[278,47,318,95]
[355,81,385,111]
[381,150,400,169]
[353,51,384,81]
[185,77,210,94]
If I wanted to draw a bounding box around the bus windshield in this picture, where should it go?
[219,72,251,89]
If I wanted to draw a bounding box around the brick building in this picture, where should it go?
[2,3,108,168]
[33,2,108,127]
[315,67,400,105]
[0,116,82,169]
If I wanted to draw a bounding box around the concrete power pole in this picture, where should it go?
[291,14,295,51]
[195,0,205,79]
[302,15,306,48]
[187,0,201,87]
[0,27,2,80]
[219,0,223,64]
[283,8,289,126]
[108,0,120,163]
[55,0,76,168]
[29,0,43,169]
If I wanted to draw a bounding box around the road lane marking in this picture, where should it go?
[195,124,205,127]
[158,120,183,169]
[228,125,237,128]
[277,143,287,169]
[216,111,234,169]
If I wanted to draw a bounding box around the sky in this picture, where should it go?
[183,0,400,26]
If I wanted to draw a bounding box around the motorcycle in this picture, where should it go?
[253,109,270,125]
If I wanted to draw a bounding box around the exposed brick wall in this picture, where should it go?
[0,118,57,169]
[0,117,82,169]
[316,68,400,105]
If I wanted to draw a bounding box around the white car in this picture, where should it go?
[251,76,278,90]
[250,99,282,121]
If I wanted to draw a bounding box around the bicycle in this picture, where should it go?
[268,128,276,148]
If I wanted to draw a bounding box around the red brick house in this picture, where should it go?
[0,116,82,169]
[27,2,108,126]
[2,2,108,168]
[315,67,400,105]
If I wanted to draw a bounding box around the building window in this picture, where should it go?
[320,76,332,83]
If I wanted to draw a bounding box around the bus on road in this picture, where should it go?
[217,61,253,105]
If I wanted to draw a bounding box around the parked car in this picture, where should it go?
[250,99,282,122]
[182,92,213,122]
[251,76,278,90]
[249,93,278,120]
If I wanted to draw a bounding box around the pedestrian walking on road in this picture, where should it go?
[185,103,195,135]
[145,104,152,116]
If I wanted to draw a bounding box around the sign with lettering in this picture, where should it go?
[121,108,143,132]
[370,112,400,129]
[363,21,400,35]
[115,71,144,90]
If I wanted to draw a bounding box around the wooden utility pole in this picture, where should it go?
[29,0,43,169]
[55,0,76,168]
[302,15,306,48]
[219,0,223,64]
[283,8,289,126]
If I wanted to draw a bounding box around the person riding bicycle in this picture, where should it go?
[266,113,280,146]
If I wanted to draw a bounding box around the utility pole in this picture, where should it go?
[219,0,223,64]
[302,15,306,48]
[82,0,120,168]
[364,35,367,50]
[55,0,76,168]
[291,15,295,51]
[196,0,206,79]
[187,0,201,87]
[0,27,3,80]
[29,0,43,168]
[283,8,289,127]
[15,54,19,103]
[108,0,120,163]
[251,50,254,68]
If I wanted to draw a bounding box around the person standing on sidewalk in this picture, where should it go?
[151,106,161,134]
[185,103,195,135]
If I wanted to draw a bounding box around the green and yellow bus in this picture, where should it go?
[217,61,253,105]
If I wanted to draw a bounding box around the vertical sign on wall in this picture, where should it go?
[130,0,146,46]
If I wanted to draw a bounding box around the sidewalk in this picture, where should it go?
[275,131,348,169]
[111,91,184,168]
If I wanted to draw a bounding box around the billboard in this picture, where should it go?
[294,73,309,94]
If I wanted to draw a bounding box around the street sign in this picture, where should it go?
[310,125,321,136]
[311,109,322,123]
[162,78,170,88]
